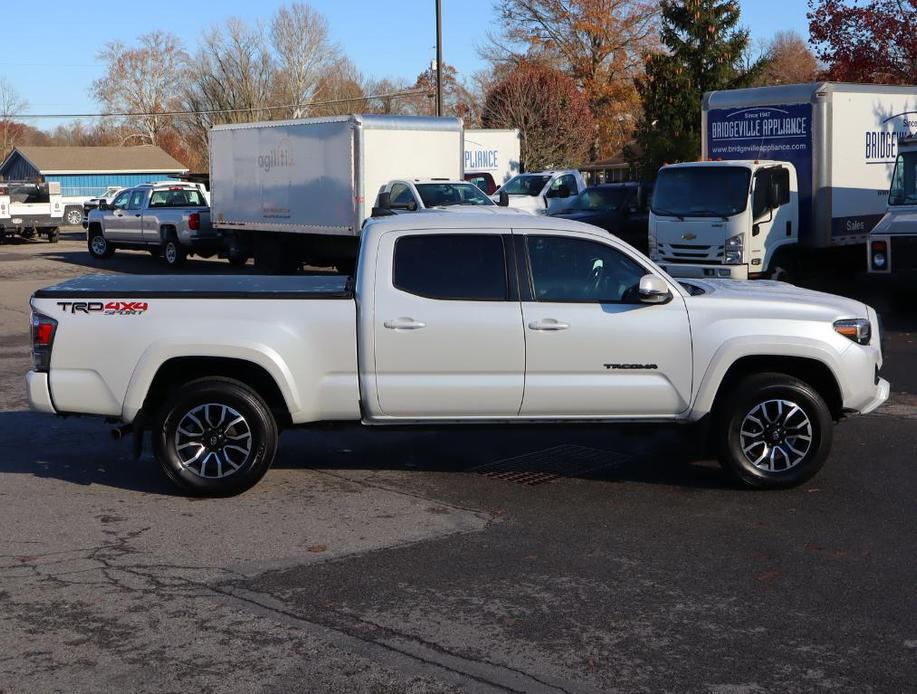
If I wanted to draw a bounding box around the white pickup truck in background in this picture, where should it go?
[375,178,520,214]
[494,170,586,215]
[0,181,73,243]
[26,213,888,496]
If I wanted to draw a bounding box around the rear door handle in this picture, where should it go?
[384,317,427,330]
[528,319,570,331]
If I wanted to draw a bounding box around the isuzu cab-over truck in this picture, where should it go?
[650,82,917,281]
[27,213,887,496]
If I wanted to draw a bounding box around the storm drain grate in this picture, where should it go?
[473,444,631,486]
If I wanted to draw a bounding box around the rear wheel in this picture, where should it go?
[88,225,114,259]
[46,228,60,243]
[152,378,278,496]
[162,233,186,268]
[717,373,832,489]
[64,207,84,226]
[227,251,248,267]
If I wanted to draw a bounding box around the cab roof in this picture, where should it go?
[661,160,786,169]
[364,210,597,235]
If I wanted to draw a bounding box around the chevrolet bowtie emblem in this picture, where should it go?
[682,233,697,240]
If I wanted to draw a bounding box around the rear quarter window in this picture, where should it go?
[393,234,507,301]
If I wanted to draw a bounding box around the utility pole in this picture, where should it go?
[435,0,443,117]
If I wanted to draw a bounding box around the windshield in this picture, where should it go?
[500,174,552,196]
[415,183,494,207]
[652,166,750,217]
[567,187,628,211]
[149,188,207,207]
[889,151,917,206]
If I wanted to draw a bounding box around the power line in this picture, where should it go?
[3,89,429,120]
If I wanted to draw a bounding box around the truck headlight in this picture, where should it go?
[724,234,743,265]
[834,318,871,345]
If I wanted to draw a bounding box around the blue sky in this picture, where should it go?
[2,0,811,130]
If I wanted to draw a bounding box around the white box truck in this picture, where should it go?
[648,82,917,281]
[463,128,521,194]
[210,114,464,272]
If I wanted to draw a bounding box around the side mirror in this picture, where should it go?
[638,274,672,304]
[389,200,418,212]
[498,190,509,207]
[371,191,396,217]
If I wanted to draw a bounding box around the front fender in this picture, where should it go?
[690,335,848,420]
[121,340,301,423]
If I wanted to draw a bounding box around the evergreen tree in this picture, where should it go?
[634,0,762,178]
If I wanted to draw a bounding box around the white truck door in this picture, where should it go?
[372,231,525,417]
[519,234,692,417]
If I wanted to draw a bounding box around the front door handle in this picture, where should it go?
[384,317,427,330]
[528,318,570,331]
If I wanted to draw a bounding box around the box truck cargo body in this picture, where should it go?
[463,129,521,193]
[210,114,463,270]
[702,82,917,248]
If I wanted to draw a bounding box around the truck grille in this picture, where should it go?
[892,237,917,271]
[658,242,724,264]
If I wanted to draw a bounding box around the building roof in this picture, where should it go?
[4,146,188,174]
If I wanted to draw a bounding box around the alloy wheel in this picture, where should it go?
[739,399,813,472]
[173,403,253,479]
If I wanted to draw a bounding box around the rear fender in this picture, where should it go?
[121,341,300,423]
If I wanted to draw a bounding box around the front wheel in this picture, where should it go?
[152,378,278,496]
[717,373,833,489]
[88,226,115,259]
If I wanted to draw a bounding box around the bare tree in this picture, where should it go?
[271,2,340,118]
[753,31,820,86]
[0,77,28,158]
[92,31,188,146]
[364,77,413,115]
[311,58,368,117]
[179,19,276,170]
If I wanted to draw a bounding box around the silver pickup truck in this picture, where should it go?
[85,183,222,268]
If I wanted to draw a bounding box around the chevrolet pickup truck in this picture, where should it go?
[85,183,221,268]
[26,213,888,496]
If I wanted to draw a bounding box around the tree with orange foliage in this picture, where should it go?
[488,0,659,159]
[481,61,594,170]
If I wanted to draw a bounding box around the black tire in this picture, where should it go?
[768,249,798,284]
[161,233,186,268]
[227,252,248,267]
[64,207,84,226]
[254,237,299,274]
[47,228,60,243]
[717,373,832,489]
[87,225,115,259]
[152,378,278,496]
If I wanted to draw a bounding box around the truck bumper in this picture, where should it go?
[26,371,56,414]
[853,377,890,415]
[657,263,749,280]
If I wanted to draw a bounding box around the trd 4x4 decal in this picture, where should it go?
[57,301,149,315]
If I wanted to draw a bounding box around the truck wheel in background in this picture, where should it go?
[152,377,279,496]
[716,373,832,489]
[162,232,187,268]
[254,235,299,274]
[227,251,249,267]
[46,228,60,243]
[87,224,115,259]
[64,207,84,226]
[768,248,798,284]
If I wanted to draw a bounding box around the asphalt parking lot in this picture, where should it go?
[1,232,915,693]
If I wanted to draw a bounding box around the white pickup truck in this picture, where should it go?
[26,213,888,496]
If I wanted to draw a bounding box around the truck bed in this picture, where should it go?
[33,274,352,300]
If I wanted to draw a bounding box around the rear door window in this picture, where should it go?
[393,234,507,301]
